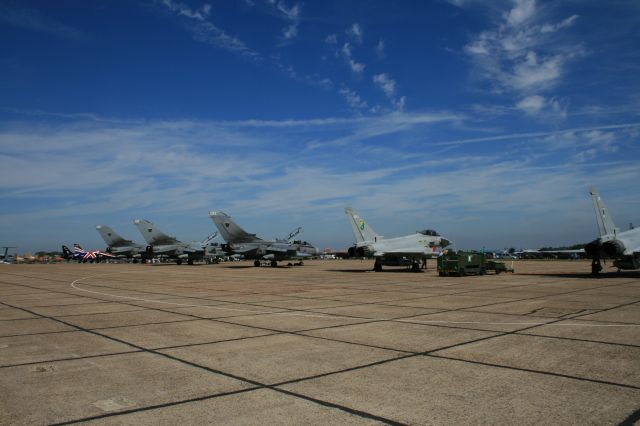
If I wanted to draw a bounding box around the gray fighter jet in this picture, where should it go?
[96,225,145,262]
[584,187,640,274]
[209,211,319,267]
[345,207,450,272]
[133,219,217,265]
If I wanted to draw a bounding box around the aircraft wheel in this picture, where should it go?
[591,259,602,275]
[298,261,304,266]
[176,259,183,265]
[254,260,261,267]
[411,262,420,272]
[188,259,194,265]
[270,260,278,267]
[373,261,382,272]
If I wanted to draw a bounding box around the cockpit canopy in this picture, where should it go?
[418,229,440,236]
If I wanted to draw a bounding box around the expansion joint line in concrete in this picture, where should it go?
[0,300,406,426]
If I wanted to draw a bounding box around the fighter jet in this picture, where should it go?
[62,244,115,263]
[345,207,450,272]
[96,225,145,263]
[584,187,640,274]
[1,247,16,264]
[209,211,319,267]
[133,219,216,265]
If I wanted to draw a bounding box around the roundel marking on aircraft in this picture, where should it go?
[359,220,365,230]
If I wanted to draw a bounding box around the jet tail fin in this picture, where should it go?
[61,245,73,259]
[345,208,380,243]
[590,187,618,237]
[133,219,177,245]
[209,211,261,243]
[96,225,131,247]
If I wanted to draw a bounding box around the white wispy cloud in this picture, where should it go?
[433,122,640,147]
[515,94,567,118]
[325,33,337,44]
[1,113,639,250]
[160,0,262,60]
[515,94,546,114]
[271,0,301,41]
[341,42,366,74]
[346,23,363,44]
[339,86,369,112]
[376,39,386,58]
[463,0,581,103]
[161,0,211,21]
[373,73,406,111]
[539,129,620,162]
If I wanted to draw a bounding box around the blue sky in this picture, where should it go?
[1,0,639,252]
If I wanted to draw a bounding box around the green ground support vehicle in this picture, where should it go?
[438,251,486,276]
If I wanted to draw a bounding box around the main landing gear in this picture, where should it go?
[591,258,602,275]
[253,260,278,267]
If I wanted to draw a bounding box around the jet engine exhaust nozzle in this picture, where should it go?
[603,240,625,257]
[584,240,601,257]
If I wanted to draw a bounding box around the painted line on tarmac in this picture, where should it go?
[70,274,640,328]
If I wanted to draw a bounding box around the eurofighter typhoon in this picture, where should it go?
[209,211,319,267]
[345,207,450,272]
[584,187,640,274]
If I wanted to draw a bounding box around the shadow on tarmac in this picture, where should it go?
[328,268,427,273]
[518,271,640,279]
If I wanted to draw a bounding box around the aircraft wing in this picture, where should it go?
[266,244,298,256]
[151,244,185,254]
[376,247,433,257]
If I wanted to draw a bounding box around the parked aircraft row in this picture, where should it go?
[67,213,321,267]
[54,187,638,274]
